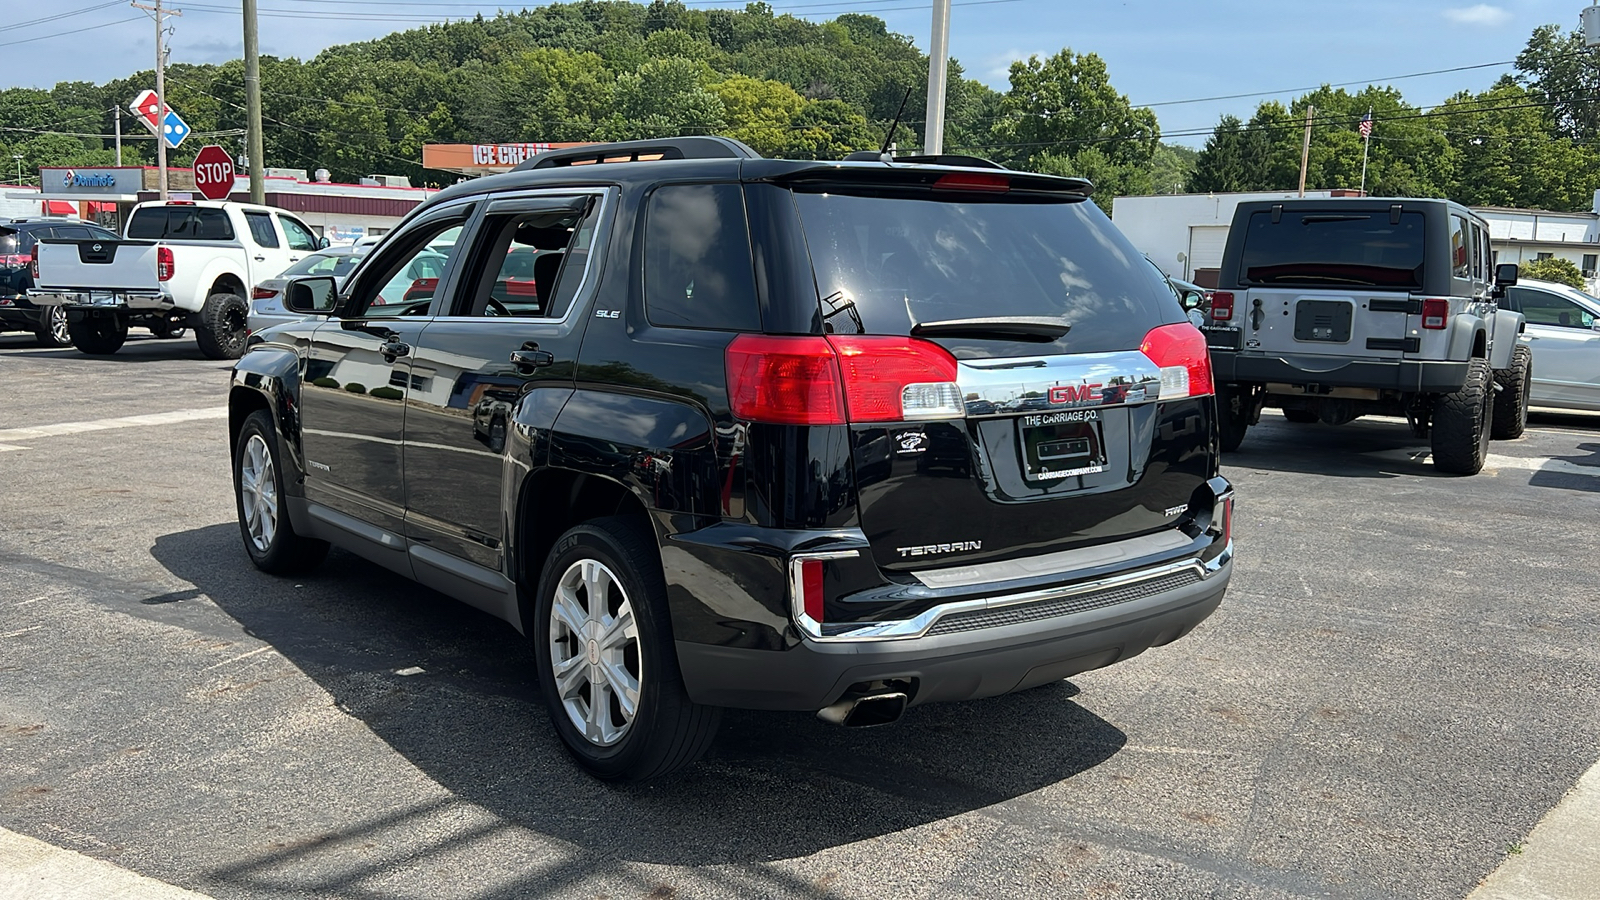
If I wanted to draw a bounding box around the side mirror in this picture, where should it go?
[1181,290,1207,311]
[284,275,339,314]
[1494,263,1519,288]
[318,235,332,250]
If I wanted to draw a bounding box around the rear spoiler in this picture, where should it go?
[758,162,1093,198]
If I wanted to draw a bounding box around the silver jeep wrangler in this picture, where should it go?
[1206,198,1530,475]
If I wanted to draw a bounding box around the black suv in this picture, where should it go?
[229,137,1234,780]
[0,217,121,346]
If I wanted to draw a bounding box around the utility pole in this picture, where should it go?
[132,0,180,199]
[113,106,122,167]
[924,0,951,155]
[1297,105,1315,197]
[243,0,264,204]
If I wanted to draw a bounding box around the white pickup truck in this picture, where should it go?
[28,200,325,358]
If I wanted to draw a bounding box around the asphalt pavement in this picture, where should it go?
[2,331,1598,900]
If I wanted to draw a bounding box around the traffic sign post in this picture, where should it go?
[192,145,236,201]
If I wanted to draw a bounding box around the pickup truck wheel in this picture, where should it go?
[33,306,69,347]
[67,313,127,355]
[533,517,720,782]
[1491,344,1531,440]
[233,410,329,574]
[1216,385,1250,452]
[197,292,249,360]
[1431,358,1494,475]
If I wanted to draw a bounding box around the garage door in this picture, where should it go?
[1187,225,1230,281]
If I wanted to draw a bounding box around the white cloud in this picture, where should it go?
[984,49,1050,83]
[1443,4,1512,27]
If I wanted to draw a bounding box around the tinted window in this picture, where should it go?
[644,184,759,331]
[793,190,1178,352]
[243,212,279,248]
[278,215,318,252]
[283,251,362,279]
[1236,210,1425,289]
[126,207,235,240]
[1508,287,1597,329]
[347,223,464,317]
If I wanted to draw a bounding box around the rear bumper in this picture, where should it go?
[1213,350,1467,394]
[27,288,172,311]
[676,554,1230,711]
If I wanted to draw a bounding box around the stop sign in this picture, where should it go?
[192,145,235,201]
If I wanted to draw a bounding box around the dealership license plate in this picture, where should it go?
[1018,410,1106,481]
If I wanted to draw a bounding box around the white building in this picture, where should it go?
[1112,190,1600,294]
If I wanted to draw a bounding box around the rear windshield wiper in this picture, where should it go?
[910,316,1071,342]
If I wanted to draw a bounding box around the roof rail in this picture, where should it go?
[840,151,1007,170]
[515,136,761,171]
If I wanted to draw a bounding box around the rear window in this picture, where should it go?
[792,191,1178,352]
[127,207,235,241]
[1236,210,1425,289]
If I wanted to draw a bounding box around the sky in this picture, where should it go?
[1,0,1591,148]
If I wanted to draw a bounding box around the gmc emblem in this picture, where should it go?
[1048,383,1102,404]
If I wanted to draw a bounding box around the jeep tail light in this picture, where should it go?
[1421,298,1448,330]
[726,335,847,425]
[726,334,962,425]
[1140,323,1213,399]
[252,286,278,300]
[157,246,174,282]
[1209,290,1234,321]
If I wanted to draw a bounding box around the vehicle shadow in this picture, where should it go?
[0,335,213,362]
[1222,415,1447,479]
[149,523,1127,875]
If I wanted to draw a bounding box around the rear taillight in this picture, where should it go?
[932,172,1010,192]
[1211,493,1234,546]
[157,246,174,282]
[1140,323,1214,399]
[799,558,825,623]
[725,334,962,425]
[1209,290,1234,321]
[29,248,38,281]
[1421,298,1448,329]
[251,286,277,300]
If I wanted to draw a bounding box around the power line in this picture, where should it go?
[9,1,125,31]
[0,15,143,48]
[181,0,1024,22]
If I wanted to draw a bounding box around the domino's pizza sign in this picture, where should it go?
[62,170,117,188]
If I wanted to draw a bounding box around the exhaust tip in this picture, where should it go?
[816,691,909,728]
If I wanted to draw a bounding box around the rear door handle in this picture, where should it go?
[381,339,410,362]
[510,343,554,370]
[253,255,266,262]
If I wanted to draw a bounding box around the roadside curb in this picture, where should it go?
[1467,756,1600,900]
[0,827,216,900]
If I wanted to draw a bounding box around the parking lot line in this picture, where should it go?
[0,407,227,449]
[1466,756,1600,900]
[1363,448,1600,478]
[0,827,216,900]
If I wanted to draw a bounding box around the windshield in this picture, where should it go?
[792,190,1180,353]
[282,251,363,279]
[1237,210,1425,288]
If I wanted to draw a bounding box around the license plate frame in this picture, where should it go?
[1017,410,1106,481]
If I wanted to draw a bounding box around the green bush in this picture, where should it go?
[1518,257,1586,290]
[343,383,367,394]
[310,377,339,388]
[369,386,404,400]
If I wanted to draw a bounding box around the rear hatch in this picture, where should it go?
[785,171,1215,573]
[1230,207,1426,359]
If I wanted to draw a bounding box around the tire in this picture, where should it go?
[233,409,329,574]
[1491,344,1531,440]
[196,292,249,360]
[1216,384,1250,453]
[67,312,127,355]
[33,305,69,347]
[1431,358,1494,475]
[150,316,188,340]
[533,517,720,782]
[1280,408,1319,424]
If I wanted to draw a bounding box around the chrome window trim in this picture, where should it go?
[791,554,1218,643]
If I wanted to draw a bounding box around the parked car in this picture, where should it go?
[1502,278,1600,412]
[229,136,1233,781]
[0,218,120,346]
[1207,197,1529,473]
[249,247,367,333]
[29,200,326,358]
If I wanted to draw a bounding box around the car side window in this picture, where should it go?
[345,222,466,318]
[451,199,600,318]
[1449,215,1471,280]
[643,183,760,331]
[1511,288,1596,329]
[244,212,280,248]
[52,226,93,240]
[1469,222,1484,281]
[278,215,318,252]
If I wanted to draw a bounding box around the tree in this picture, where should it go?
[1515,24,1600,142]
[1519,256,1585,289]
[600,57,725,141]
[988,49,1159,174]
[709,75,803,155]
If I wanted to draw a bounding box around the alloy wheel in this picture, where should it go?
[47,307,68,344]
[549,558,642,747]
[239,434,278,552]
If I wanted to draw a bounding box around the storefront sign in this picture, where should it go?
[40,168,144,196]
[421,142,595,174]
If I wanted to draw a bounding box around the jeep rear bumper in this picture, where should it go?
[675,555,1229,711]
[1212,351,1468,394]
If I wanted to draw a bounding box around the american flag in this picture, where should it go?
[1358,111,1373,138]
